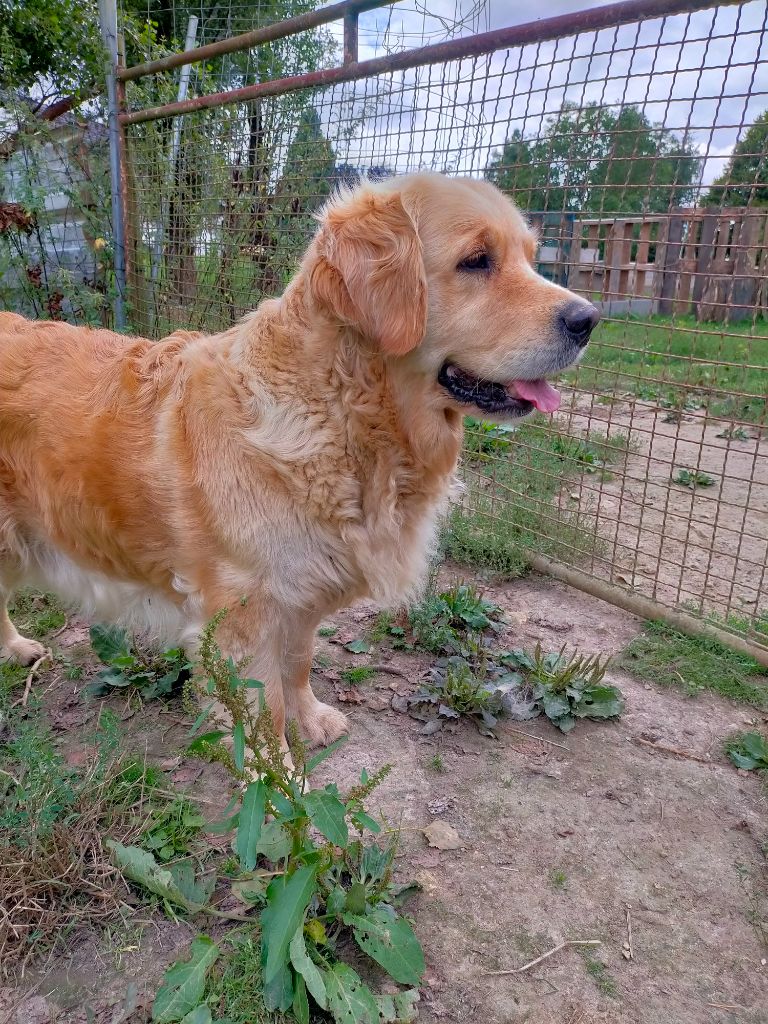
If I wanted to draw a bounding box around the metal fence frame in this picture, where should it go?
[107,0,768,664]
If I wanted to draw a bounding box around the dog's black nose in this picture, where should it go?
[559,300,601,347]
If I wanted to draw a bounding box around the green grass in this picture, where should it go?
[576,314,768,422]
[203,933,293,1023]
[621,620,768,708]
[448,419,607,575]
[580,951,619,998]
[549,869,568,891]
[339,665,377,686]
[0,708,166,973]
[0,661,27,712]
[8,590,66,639]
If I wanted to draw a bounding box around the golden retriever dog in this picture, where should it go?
[0,174,599,751]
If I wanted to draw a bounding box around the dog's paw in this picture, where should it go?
[1,636,46,667]
[298,700,349,748]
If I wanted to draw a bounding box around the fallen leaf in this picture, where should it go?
[388,679,411,696]
[159,756,182,772]
[335,687,364,704]
[172,763,204,786]
[420,720,443,736]
[391,695,409,713]
[330,628,358,646]
[344,638,371,655]
[364,694,391,713]
[423,820,461,851]
[63,746,90,767]
[50,700,92,731]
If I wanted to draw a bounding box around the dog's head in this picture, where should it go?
[309,173,599,420]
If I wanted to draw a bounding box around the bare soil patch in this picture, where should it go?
[2,571,767,1024]
[561,394,768,622]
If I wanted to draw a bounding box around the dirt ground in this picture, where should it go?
[2,568,767,1024]
[561,395,768,623]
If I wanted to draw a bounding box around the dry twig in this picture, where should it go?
[634,737,713,764]
[16,650,52,707]
[364,663,411,681]
[624,904,633,960]
[505,726,570,751]
[483,939,602,976]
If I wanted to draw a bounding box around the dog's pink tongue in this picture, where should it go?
[511,379,561,413]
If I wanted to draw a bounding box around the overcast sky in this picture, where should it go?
[321,0,768,187]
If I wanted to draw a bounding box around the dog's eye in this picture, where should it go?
[457,252,491,272]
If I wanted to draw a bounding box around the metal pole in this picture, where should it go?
[151,15,199,289]
[98,0,127,330]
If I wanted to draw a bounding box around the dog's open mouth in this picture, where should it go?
[438,362,561,416]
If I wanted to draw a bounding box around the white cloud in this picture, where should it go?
[321,0,767,189]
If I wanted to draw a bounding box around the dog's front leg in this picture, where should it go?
[282,615,348,748]
[205,595,288,754]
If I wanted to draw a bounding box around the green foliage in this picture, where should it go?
[0,99,116,325]
[142,798,206,862]
[550,432,634,475]
[201,933,290,1023]
[144,615,423,1023]
[88,623,191,700]
[404,618,622,737]
[716,426,750,441]
[705,110,768,207]
[486,102,700,213]
[621,620,768,708]
[0,0,103,96]
[7,591,65,639]
[408,584,504,655]
[152,936,220,1023]
[501,645,622,734]
[109,840,216,914]
[725,732,768,771]
[0,710,154,846]
[427,753,447,773]
[673,468,716,489]
[549,869,568,891]
[463,418,517,459]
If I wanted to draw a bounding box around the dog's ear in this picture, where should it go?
[311,190,427,356]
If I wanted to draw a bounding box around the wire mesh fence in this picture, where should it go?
[116,0,768,657]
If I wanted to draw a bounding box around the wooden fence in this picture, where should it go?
[535,207,768,323]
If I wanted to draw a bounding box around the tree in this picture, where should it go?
[486,103,700,214]
[704,111,768,207]
[272,105,337,244]
[0,0,103,100]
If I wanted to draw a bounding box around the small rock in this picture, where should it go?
[423,820,461,850]
[427,797,453,816]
